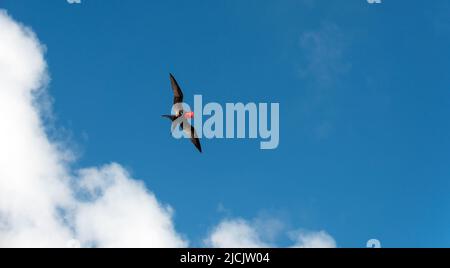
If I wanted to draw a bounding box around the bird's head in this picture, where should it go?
[183,111,194,119]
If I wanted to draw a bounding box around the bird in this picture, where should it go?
[162,73,202,153]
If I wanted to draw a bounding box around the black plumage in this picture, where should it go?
[162,74,202,153]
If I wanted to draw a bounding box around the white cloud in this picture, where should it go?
[0,9,73,247]
[290,230,337,248]
[205,218,336,248]
[0,10,186,248]
[204,219,270,248]
[75,164,187,248]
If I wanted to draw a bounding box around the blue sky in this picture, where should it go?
[2,0,450,247]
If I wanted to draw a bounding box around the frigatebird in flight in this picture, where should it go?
[162,73,202,153]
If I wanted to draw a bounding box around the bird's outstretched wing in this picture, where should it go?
[182,120,202,153]
[169,73,184,115]
[170,73,183,104]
